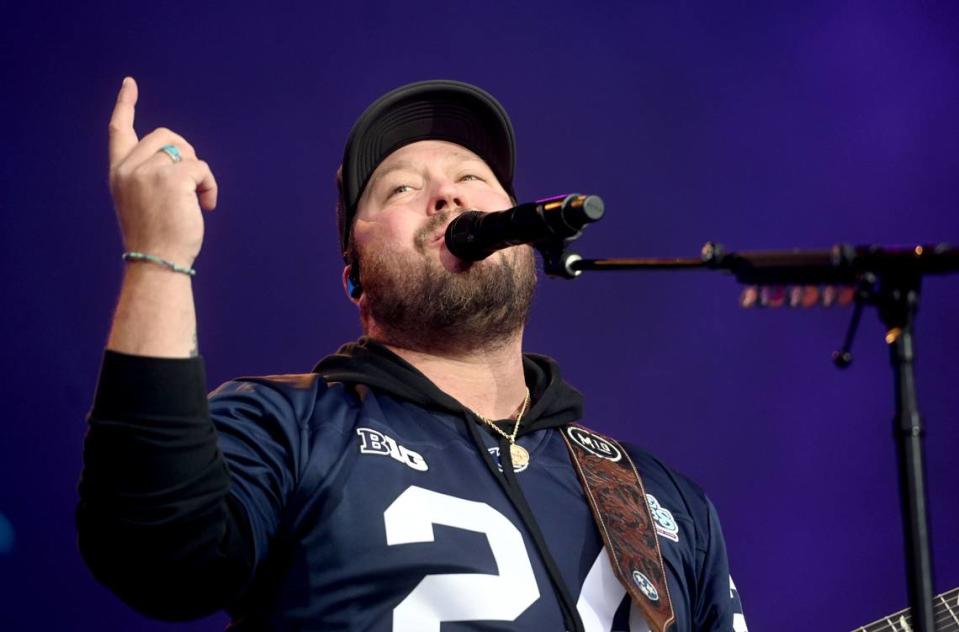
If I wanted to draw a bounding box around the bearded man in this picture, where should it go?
[78,77,747,631]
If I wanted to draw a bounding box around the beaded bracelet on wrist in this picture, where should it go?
[121,251,196,276]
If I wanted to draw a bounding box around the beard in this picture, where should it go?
[356,210,537,354]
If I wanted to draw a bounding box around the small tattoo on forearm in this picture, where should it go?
[190,331,199,357]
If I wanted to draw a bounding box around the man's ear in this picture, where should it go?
[342,264,363,302]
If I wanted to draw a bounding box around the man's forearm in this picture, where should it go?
[107,263,199,358]
[78,350,251,620]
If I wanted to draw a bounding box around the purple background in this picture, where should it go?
[2,2,957,630]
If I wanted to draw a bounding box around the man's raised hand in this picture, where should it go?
[108,77,218,269]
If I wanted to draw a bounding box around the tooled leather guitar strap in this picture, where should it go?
[561,423,675,632]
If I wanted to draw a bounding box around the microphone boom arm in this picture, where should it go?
[562,241,959,283]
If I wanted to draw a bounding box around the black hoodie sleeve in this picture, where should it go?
[77,351,254,621]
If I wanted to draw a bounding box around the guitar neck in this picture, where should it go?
[852,587,959,631]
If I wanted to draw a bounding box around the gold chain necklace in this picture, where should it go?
[475,387,532,468]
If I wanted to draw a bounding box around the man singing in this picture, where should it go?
[78,77,747,631]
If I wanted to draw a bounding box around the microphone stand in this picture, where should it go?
[540,239,959,632]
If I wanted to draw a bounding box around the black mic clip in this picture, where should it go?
[534,194,604,279]
[537,242,586,279]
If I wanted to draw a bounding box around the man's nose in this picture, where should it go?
[430,180,468,214]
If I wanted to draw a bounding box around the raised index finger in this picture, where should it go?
[108,77,139,166]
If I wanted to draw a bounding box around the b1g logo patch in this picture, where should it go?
[632,570,660,602]
[356,427,428,472]
[566,427,622,462]
[646,493,679,542]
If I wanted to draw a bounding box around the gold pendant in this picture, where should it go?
[509,443,530,468]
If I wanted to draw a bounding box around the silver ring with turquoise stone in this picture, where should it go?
[159,144,182,163]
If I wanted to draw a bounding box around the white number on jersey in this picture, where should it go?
[383,487,744,631]
[383,486,540,631]
[577,546,652,631]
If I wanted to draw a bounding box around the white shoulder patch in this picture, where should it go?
[645,494,679,542]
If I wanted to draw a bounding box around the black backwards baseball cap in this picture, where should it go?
[336,79,517,261]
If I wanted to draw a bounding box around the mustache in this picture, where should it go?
[414,209,467,252]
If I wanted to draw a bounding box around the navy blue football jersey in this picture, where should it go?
[79,340,746,631]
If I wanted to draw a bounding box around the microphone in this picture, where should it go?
[444,193,605,261]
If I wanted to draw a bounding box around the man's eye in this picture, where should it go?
[459,174,484,182]
[388,184,413,197]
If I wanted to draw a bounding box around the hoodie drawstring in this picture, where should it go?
[464,413,585,632]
